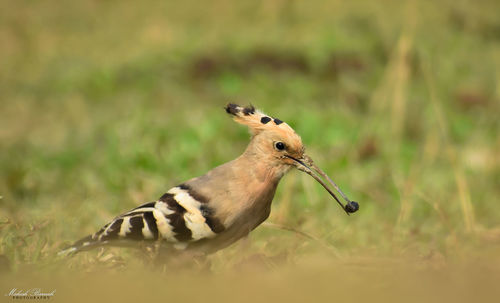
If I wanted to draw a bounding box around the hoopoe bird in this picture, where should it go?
[59,104,358,256]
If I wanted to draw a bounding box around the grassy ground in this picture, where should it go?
[1,0,500,301]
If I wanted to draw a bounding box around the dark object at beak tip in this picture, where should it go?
[345,201,359,213]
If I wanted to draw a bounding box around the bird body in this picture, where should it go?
[60,104,358,256]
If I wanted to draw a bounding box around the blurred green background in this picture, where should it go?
[1,0,500,299]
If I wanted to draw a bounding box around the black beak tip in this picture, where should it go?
[345,201,359,213]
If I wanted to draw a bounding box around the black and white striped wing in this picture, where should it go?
[61,184,225,254]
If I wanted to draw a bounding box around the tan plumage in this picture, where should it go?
[60,104,358,256]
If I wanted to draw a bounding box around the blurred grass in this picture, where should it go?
[1,0,500,301]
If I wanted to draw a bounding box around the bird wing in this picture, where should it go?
[60,184,225,255]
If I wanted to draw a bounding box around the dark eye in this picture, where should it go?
[274,141,286,151]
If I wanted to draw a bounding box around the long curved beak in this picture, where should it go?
[287,155,359,215]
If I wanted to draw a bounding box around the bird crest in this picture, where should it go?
[224,103,296,137]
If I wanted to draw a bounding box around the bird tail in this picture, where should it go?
[57,234,102,256]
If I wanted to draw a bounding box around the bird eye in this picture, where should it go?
[274,141,286,151]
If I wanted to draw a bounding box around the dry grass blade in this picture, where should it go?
[262,222,342,258]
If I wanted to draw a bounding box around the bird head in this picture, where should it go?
[225,103,359,215]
